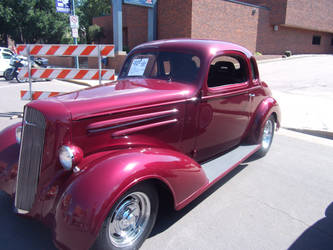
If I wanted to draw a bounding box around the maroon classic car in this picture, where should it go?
[0,39,280,250]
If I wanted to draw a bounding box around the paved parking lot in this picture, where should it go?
[0,78,85,128]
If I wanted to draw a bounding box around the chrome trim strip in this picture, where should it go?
[88,108,178,133]
[112,118,178,137]
[16,208,29,214]
[202,88,250,100]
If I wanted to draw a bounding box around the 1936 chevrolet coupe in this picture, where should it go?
[0,39,280,250]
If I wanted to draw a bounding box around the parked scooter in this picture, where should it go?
[4,56,27,82]
[4,56,49,83]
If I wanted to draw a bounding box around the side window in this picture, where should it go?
[207,55,248,88]
[250,58,258,80]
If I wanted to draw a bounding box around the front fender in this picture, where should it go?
[247,97,281,144]
[0,122,21,195]
[54,147,208,250]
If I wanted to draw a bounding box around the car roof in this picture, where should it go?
[132,39,253,58]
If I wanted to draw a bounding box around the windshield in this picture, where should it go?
[119,51,201,83]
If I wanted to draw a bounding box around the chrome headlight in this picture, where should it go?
[59,145,83,171]
[16,126,22,144]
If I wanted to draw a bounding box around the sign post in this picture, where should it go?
[55,0,79,68]
[70,15,79,38]
[71,0,79,68]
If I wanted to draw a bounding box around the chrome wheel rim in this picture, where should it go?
[108,192,151,248]
[262,119,273,150]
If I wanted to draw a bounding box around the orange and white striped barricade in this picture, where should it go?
[16,44,114,57]
[16,44,116,100]
[17,68,115,81]
[20,90,64,100]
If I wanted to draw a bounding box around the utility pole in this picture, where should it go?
[71,0,79,68]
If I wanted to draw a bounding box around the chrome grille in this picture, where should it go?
[15,106,46,212]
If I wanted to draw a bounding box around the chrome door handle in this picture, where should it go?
[249,93,256,97]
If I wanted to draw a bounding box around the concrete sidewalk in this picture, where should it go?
[272,90,333,139]
[257,54,333,139]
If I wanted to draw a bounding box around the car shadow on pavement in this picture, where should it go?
[0,191,57,250]
[289,202,333,250]
[150,163,248,237]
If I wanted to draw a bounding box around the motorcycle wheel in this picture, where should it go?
[16,75,27,83]
[4,69,14,81]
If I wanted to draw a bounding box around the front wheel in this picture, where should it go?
[255,115,275,157]
[92,183,159,250]
[16,74,27,83]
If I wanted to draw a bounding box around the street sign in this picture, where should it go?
[123,0,157,8]
[69,15,79,29]
[71,28,79,38]
[55,0,71,13]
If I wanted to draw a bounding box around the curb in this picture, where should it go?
[283,127,333,140]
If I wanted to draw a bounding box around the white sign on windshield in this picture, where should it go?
[128,58,149,76]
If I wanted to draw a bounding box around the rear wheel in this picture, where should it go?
[4,68,14,81]
[255,115,275,157]
[92,183,158,250]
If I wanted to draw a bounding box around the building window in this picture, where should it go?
[312,36,321,45]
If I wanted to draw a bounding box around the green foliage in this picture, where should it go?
[87,24,105,43]
[77,0,111,43]
[0,0,111,45]
[0,0,70,44]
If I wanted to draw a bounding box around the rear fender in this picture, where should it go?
[54,147,208,250]
[247,97,281,144]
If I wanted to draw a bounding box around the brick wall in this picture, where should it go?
[92,0,333,55]
[93,15,113,45]
[243,0,333,33]
[47,56,74,68]
[157,0,192,39]
[256,8,333,54]
[241,0,288,25]
[88,53,127,73]
[93,4,148,50]
[285,0,333,33]
[191,0,260,53]
[123,5,148,49]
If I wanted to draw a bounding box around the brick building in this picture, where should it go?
[94,0,333,55]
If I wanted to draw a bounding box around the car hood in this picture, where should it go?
[54,78,197,120]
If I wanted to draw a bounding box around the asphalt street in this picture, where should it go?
[0,56,333,249]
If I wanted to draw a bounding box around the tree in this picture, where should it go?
[87,24,105,43]
[77,0,111,43]
[0,0,70,45]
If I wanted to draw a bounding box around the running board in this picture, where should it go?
[202,144,260,183]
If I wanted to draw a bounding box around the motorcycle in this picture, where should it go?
[4,56,49,83]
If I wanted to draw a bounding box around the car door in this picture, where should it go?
[194,52,251,162]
